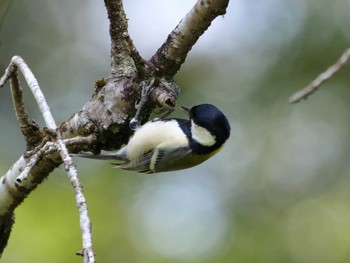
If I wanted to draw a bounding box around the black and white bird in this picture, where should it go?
[74,104,230,173]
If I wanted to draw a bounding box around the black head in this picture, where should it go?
[181,104,231,153]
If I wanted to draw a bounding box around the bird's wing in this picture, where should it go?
[150,146,192,172]
[115,146,192,173]
[114,151,154,173]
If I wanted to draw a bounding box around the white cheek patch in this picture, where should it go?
[191,120,216,146]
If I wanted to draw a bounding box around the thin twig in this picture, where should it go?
[289,47,350,104]
[16,135,95,183]
[16,141,56,183]
[1,56,95,262]
[63,135,96,147]
[9,66,42,149]
[9,70,27,126]
[57,139,95,262]
[10,56,57,129]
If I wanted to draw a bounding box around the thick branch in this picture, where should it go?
[0,155,61,256]
[150,0,229,78]
[104,0,144,76]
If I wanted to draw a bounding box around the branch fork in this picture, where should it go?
[0,56,95,262]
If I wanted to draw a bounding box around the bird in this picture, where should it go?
[73,103,230,173]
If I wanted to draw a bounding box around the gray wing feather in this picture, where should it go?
[115,146,191,173]
[151,147,191,173]
[114,151,154,173]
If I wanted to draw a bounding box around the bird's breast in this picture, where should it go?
[126,120,189,160]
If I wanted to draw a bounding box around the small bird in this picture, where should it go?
[74,104,230,173]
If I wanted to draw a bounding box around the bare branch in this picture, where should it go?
[0,56,56,129]
[150,0,230,77]
[0,57,95,262]
[58,139,95,262]
[104,0,143,75]
[16,141,55,183]
[17,136,94,183]
[289,47,350,104]
[0,154,60,256]
[8,67,42,149]
[11,56,57,129]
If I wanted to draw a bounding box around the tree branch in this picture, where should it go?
[150,0,230,78]
[9,71,43,149]
[104,0,143,75]
[0,57,95,262]
[289,47,350,104]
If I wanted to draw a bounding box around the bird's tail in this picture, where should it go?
[71,148,128,161]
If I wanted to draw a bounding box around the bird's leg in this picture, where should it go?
[129,78,156,131]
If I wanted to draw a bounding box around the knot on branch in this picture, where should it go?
[150,78,180,110]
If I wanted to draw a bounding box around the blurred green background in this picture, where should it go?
[1,0,350,262]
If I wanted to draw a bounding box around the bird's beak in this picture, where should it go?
[180,106,191,115]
